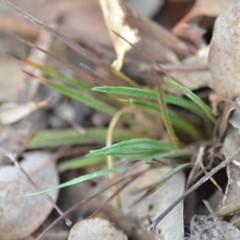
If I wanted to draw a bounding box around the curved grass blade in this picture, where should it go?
[121,99,203,140]
[21,59,91,90]
[48,84,116,116]
[58,149,191,173]
[27,165,126,196]
[45,82,116,115]
[13,58,123,109]
[28,128,141,149]
[155,148,192,163]
[166,79,216,123]
[24,71,117,116]
[58,147,192,173]
[58,155,107,172]
[92,86,206,118]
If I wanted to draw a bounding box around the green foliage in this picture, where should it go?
[92,86,207,118]
[28,61,91,90]
[88,138,177,159]
[165,79,216,123]
[58,155,107,172]
[45,81,117,116]
[120,99,203,140]
[3,3,216,222]
[19,56,214,196]
[28,128,141,149]
[27,164,126,196]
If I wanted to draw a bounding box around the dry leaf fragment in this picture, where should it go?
[118,167,185,240]
[229,111,240,132]
[173,0,232,35]
[68,218,128,240]
[217,129,240,216]
[172,23,206,47]
[98,0,140,70]
[0,98,52,125]
[188,215,240,240]
[1,0,191,66]
[0,151,59,240]
[127,0,164,18]
[208,0,240,102]
[0,26,53,164]
[169,46,212,90]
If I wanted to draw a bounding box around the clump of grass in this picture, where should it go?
[2,3,215,233]
[21,59,213,195]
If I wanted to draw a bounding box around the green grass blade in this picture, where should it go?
[120,99,203,140]
[28,128,142,149]
[164,94,205,118]
[155,148,192,163]
[92,86,158,99]
[89,150,170,159]
[25,61,91,90]
[88,138,177,158]
[166,79,216,123]
[27,165,126,196]
[58,155,107,172]
[92,86,205,118]
[46,81,117,116]
[154,81,179,146]
[156,162,193,186]
[169,111,202,140]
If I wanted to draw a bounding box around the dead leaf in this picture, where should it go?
[0,57,22,102]
[217,102,235,139]
[188,215,240,240]
[118,167,185,240]
[0,26,53,164]
[216,128,240,216]
[0,151,59,240]
[1,0,192,65]
[131,9,191,64]
[189,0,231,17]
[98,0,140,70]
[68,218,128,240]
[173,0,232,35]
[229,111,240,132]
[127,0,164,18]
[208,0,240,102]
[57,178,153,240]
[172,23,206,47]
[0,34,27,103]
[169,46,212,90]
[0,98,52,125]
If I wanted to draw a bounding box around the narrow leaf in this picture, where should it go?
[23,59,91,90]
[58,156,107,172]
[28,128,141,149]
[49,83,116,116]
[88,138,177,157]
[127,163,193,210]
[166,79,216,122]
[25,72,117,116]
[92,86,206,118]
[27,165,125,196]
[120,99,203,140]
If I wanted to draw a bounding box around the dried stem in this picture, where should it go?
[106,106,136,207]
